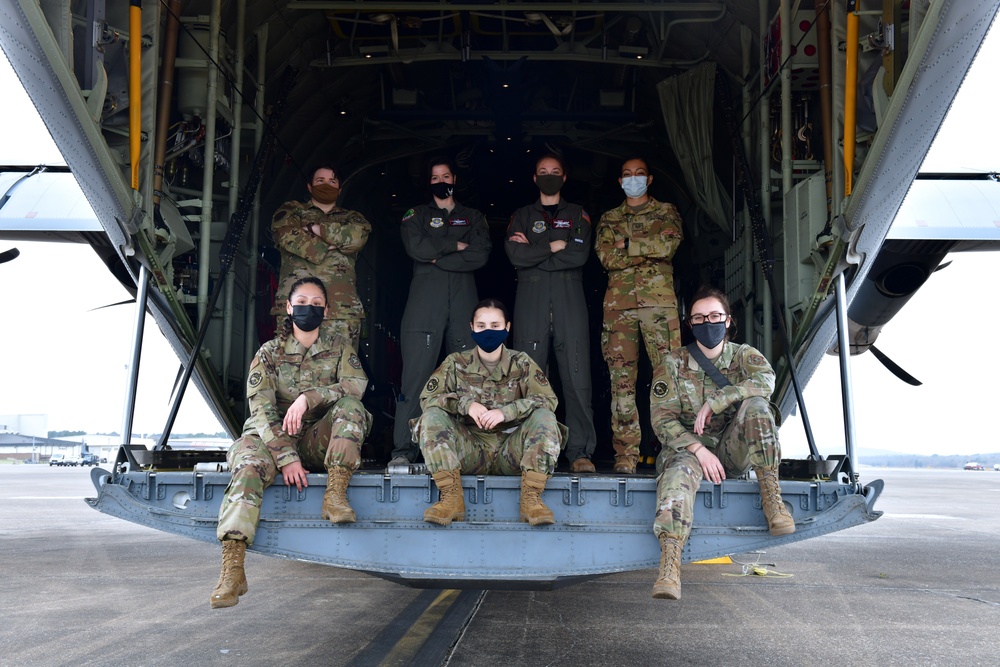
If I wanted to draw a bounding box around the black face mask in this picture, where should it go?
[290,305,325,332]
[691,322,727,349]
[471,328,508,353]
[535,174,563,196]
[430,182,454,200]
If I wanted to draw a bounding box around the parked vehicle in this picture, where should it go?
[964,462,985,471]
[80,453,100,466]
[49,454,75,467]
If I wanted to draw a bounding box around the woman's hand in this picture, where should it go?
[281,460,310,491]
[693,402,714,435]
[283,394,309,435]
[692,446,726,484]
[478,409,506,430]
[468,402,488,428]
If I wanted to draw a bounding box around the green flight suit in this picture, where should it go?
[505,199,596,464]
[392,201,492,461]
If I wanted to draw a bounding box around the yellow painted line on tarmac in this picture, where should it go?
[378,589,461,666]
[693,556,733,564]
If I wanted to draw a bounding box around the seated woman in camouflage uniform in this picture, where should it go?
[648,286,795,601]
[413,298,564,527]
[211,276,372,609]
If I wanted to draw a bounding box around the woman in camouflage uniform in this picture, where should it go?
[211,276,371,609]
[413,298,564,527]
[270,165,371,350]
[648,286,794,600]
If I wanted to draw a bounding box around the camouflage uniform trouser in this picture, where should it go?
[602,306,681,459]
[274,315,362,353]
[216,396,372,544]
[653,397,780,540]
[415,407,561,476]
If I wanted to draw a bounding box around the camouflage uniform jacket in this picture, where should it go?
[242,333,369,468]
[594,197,683,311]
[270,200,371,320]
[650,342,775,452]
[419,347,558,428]
[401,201,492,276]
[505,199,592,277]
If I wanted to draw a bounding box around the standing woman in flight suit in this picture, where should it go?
[390,156,492,466]
[505,154,598,473]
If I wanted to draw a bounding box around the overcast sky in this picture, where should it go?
[2,19,999,453]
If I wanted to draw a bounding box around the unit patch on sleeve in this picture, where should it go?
[348,353,362,369]
[534,370,549,386]
[402,208,415,222]
[248,371,263,388]
[748,353,767,367]
[425,377,440,393]
[652,381,668,398]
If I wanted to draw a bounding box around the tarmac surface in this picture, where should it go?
[1,465,997,666]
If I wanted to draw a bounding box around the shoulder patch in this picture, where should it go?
[748,353,767,366]
[652,381,668,398]
[425,377,440,393]
[273,210,288,222]
[402,208,415,222]
[581,209,591,223]
[248,371,263,388]
[534,369,549,386]
[348,353,362,369]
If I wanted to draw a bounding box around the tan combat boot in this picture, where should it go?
[652,533,683,600]
[321,466,356,524]
[520,470,555,525]
[755,467,795,536]
[569,457,596,474]
[210,539,249,609]
[613,455,638,474]
[424,469,465,525]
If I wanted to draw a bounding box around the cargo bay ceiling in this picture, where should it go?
[186,0,757,221]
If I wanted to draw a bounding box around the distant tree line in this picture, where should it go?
[860,453,1000,469]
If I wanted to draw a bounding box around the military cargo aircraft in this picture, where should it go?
[2,0,999,588]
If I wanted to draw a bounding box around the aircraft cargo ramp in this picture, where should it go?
[87,467,883,589]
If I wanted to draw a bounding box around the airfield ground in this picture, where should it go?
[1,466,997,666]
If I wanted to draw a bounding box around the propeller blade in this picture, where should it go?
[869,344,923,386]
[88,298,137,311]
[0,247,20,264]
